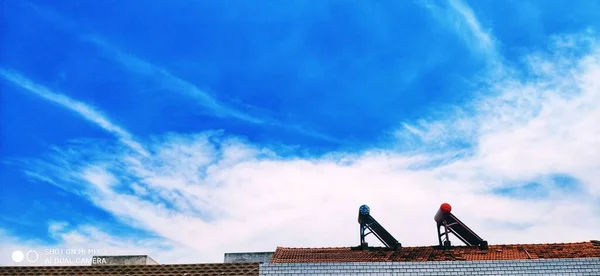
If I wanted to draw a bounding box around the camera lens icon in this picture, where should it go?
[26,251,39,263]
[11,251,24,263]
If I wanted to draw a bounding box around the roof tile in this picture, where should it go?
[271,241,600,263]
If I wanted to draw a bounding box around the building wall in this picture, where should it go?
[224,252,274,264]
[260,258,600,276]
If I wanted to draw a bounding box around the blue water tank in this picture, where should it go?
[359,205,370,215]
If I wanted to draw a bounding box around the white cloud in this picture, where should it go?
[403,35,600,196]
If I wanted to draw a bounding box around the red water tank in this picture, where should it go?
[440,203,452,213]
[434,203,452,223]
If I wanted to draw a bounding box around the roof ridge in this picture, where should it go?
[276,241,595,250]
[393,241,593,248]
[276,246,352,249]
[488,241,592,247]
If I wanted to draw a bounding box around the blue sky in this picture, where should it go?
[1,0,600,265]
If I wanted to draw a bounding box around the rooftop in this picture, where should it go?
[0,263,259,276]
[271,241,600,263]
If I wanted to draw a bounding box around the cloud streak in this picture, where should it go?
[0,68,148,156]
[420,0,499,62]
[83,36,343,144]
[18,2,341,144]
[83,36,266,125]
[448,0,496,54]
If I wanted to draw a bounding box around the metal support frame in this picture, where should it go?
[360,222,390,248]
[437,221,453,247]
[435,212,488,249]
[358,205,401,250]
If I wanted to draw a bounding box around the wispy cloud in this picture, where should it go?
[19,2,340,144]
[0,68,148,156]
[420,0,498,60]
[83,36,266,125]
[448,0,496,54]
[83,36,343,144]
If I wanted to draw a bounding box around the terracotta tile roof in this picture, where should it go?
[271,241,600,263]
[0,262,259,276]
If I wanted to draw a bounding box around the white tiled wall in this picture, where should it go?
[260,258,600,275]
